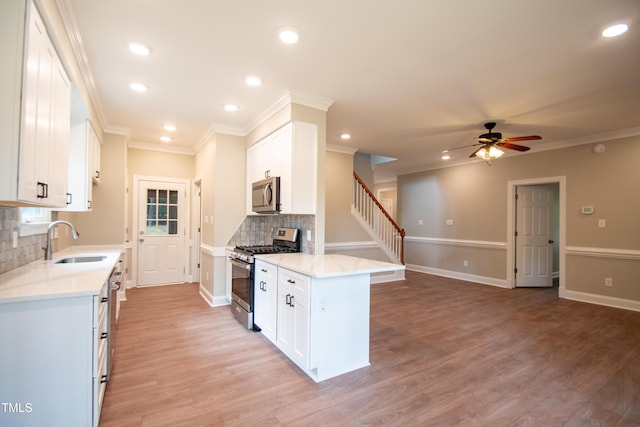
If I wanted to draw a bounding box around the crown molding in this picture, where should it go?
[128,140,194,156]
[55,0,107,129]
[103,125,130,137]
[326,144,358,155]
[289,89,334,112]
[244,89,334,136]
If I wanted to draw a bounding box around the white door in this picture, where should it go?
[137,180,186,286]
[515,185,554,287]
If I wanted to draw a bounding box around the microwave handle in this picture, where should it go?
[264,183,273,205]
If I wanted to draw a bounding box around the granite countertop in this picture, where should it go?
[0,246,123,303]
[254,253,404,278]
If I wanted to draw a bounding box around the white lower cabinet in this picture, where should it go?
[254,261,371,382]
[276,268,310,369]
[253,260,278,342]
[0,281,110,426]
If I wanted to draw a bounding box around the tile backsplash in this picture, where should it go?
[0,207,58,275]
[227,214,316,254]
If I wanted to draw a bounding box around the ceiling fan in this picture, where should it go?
[444,122,542,162]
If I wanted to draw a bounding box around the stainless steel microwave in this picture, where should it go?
[252,177,280,214]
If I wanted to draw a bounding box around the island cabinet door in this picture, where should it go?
[276,268,310,370]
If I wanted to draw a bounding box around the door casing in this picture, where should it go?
[132,175,190,287]
[506,176,566,291]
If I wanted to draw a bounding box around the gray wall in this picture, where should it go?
[398,135,640,302]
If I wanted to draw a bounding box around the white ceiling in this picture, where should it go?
[58,0,640,180]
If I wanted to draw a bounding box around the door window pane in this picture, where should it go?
[145,187,179,235]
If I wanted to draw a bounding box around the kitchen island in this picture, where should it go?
[253,253,404,382]
[0,246,122,427]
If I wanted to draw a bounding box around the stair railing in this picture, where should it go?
[352,172,405,264]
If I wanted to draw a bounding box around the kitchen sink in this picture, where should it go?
[55,255,107,264]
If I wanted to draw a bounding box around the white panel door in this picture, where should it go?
[515,185,554,287]
[137,180,186,286]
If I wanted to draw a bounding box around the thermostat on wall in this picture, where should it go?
[581,206,594,215]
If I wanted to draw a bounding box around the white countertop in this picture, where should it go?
[0,246,123,303]
[254,253,404,278]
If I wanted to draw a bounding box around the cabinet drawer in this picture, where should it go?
[279,268,309,299]
[255,260,277,280]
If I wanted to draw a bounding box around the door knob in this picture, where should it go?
[548,240,554,244]
[139,238,144,243]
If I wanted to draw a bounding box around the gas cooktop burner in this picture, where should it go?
[235,245,297,255]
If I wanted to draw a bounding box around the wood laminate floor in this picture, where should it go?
[100,271,640,426]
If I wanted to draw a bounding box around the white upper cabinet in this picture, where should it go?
[246,121,318,215]
[56,119,98,211]
[0,0,70,207]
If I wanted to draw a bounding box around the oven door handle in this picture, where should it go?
[229,258,251,270]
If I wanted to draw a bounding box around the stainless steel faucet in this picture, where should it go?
[43,220,80,260]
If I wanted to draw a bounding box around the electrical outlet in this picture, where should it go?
[445,219,454,226]
[12,231,18,248]
[598,219,606,228]
[418,219,423,225]
[306,230,312,241]
[604,277,613,287]
[463,260,468,267]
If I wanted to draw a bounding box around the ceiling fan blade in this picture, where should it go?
[445,142,481,152]
[503,135,541,142]
[498,142,530,152]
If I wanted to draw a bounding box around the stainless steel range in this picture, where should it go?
[229,227,300,330]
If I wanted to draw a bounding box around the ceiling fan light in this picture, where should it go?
[475,146,504,160]
[489,146,504,158]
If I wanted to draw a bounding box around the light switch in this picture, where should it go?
[418,219,424,225]
[12,231,18,248]
[598,219,606,228]
[306,230,312,241]
[445,219,454,226]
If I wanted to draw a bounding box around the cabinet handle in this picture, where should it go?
[287,279,296,284]
[66,192,72,205]
[101,332,108,339]
[95,170,100,179]
[37,182,48,199]
[261,268,267,273]
[101,296,108,303]
[289,295,295,307]
[100,374,108,383]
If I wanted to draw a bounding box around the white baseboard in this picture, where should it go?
[199,284,230,307]
[406,264,510,288]
[199,284,214,306]
[560,289,640,312]
[371,269,405,284]
[407,264,639,312]
[212,296,231,307]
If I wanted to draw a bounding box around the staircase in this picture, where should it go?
[352,172,405,264]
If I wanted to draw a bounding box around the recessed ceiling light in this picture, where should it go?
[340,133,351,140]
[129,43,150,56]
[224,103,238,112]
[245,76,262,86]
[130,82,147,92]
[160,136,171,143]
[279,28,299,44]
[441,154,451,160]
[164,124,176,132]
[602,23,629,38]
